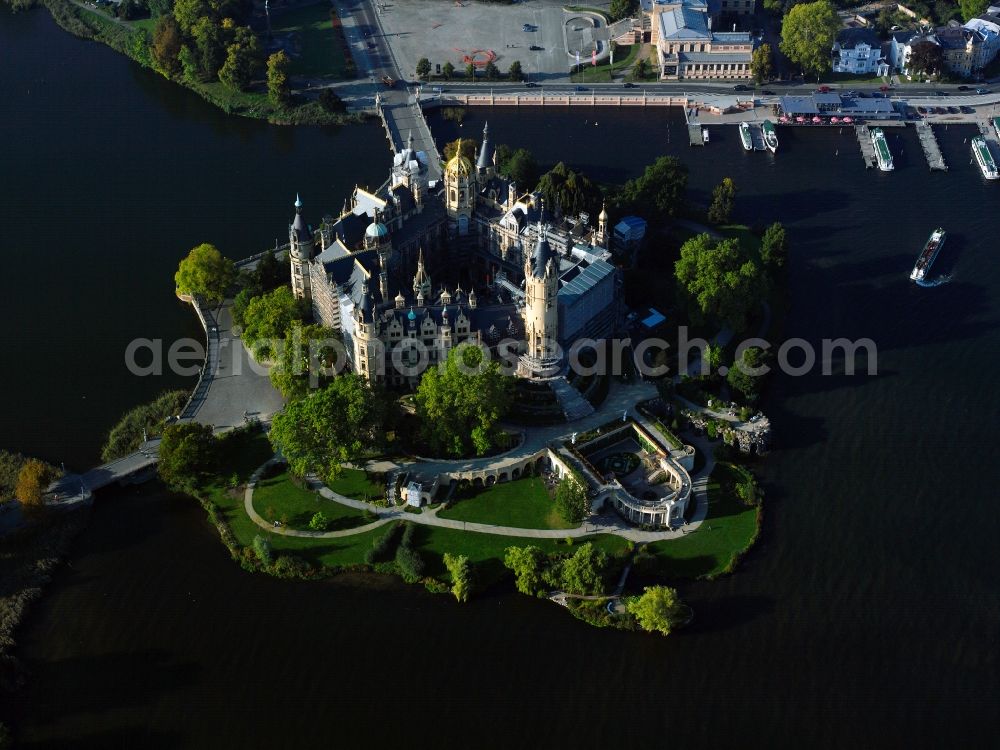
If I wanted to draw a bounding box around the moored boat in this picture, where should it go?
[992,116,1000,142]
[762,120,778,153]
[739,122,753,151]
[871,128,893,171]
[972,135,999,180]
[910,228,945,283]
[702,127,710,143]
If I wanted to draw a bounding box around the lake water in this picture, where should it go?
[3,6,999,747]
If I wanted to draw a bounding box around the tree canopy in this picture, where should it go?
[960,0,990,21]
[534,162,602,218]
[761,222,788,268]
[415,345,514,458]
[268,375,386,482]
[15,459,51,506]
[269,323,341,401]
[780,1,841,79]
[908,41,943,76]
[727,346,769,403]
[627,585,685,635]
[675,233,767,332]
[554,474,590,524]
[616,155,688,221]
[609,0,638,21]
[267,51,291,107]
[751,43,774,85]
[707,177,737,226]
[416,57,431,80]
[503,545,547,595]
[240,286,307,359]
[158,422,218,492]
[560,543,608,595]
[495,144,539,189]
[175,242,235,304]
[443,553,474,602]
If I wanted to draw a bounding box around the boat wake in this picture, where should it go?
[916,274,952,288]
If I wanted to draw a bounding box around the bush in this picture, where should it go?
[273,554,315,578]
[395,545,426,582]
[443,552,474,602]
[308,511,329,531]
[252,535,273,566]
[365,521,403,564]
[102,390,189,461]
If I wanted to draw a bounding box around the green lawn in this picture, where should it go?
[438,477,576,530]
[645,462,760,579]
[327,468,385,503]
[570,43,640,83]
[271,4,349,78]
[253,470,369,531]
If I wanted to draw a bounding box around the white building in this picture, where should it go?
[832,28,888,76]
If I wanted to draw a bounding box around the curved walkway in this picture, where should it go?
[244,450,712,544]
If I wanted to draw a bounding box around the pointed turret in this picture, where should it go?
[477,121,493,172]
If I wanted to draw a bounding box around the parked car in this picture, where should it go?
[575,85,588,92]
[961,105,975,113]
[846,90,857,97]
[623,82,637,88]
[817,85,831,93]
[856,91,868,97]
[958,85,970,91]
[976,88,990,94]
[762,89,775,95]
[529,45,543,51]
[947,106,959,114]
[525,82,538,88]
[916,106,927,114]
[733,84,749,91]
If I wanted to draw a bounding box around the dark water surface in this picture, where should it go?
[4,7,1000,748]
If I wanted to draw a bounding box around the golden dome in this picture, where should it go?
[445,139,474,179]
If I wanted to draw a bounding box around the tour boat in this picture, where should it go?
[910,228,946,283]
[871,128,894,171]
[993,116,1000,142]
[739,121,753,151]
[972,135,999,180]
[762,120,778,154]
[702,127,710,143]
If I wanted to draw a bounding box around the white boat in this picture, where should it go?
[910,228,945,283]
[739,122,753,151]
[702,127,710,143]
[762,120,778,154]
[993,116,1000,142]
[972,135,999,180]
[871,128,893,171]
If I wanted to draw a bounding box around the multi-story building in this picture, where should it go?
[644,0,754,80]
[290,124,622,389]
[831,28,888,76]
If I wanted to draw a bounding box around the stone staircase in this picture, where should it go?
[550,376,595,421]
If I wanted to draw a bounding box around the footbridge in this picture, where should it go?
[375,91,443,181]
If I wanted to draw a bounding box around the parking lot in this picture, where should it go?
[373,0,611,82]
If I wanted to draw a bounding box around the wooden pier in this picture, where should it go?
[855,125,877,169]
[748,123,766,151]
[688,123,705,146]
[915,122,947,171]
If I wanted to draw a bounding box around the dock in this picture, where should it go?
[749,123,766,151]
[978,119,1000,148]
[688,123,705,146]
[856,125,877,169]
[915,122,947,171]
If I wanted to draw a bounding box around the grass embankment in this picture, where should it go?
[252,470,369,532]
[200,432,629,585]
[438,476,576,531]
[644,461,760,579]
[570,43,640,83]
[271,4,349,79]
[101,390,188,462]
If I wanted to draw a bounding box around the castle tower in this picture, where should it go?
[520,224,561,378]
[444,138,475,235]
[364,212,392,302]
[412,247,432,302]
[289,194,315,303]
[476,122,494,179]
[596,202,609,248]
[353,280,381,384]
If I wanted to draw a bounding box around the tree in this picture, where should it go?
[240,286,306,359]
[442,60,455,80]
[707,177,737,225]
[395,544,426,582]
[219,30,260,91]
[173,0,211,34]
[508,59,524,82]
[761,221,788,268]
[415,345,514,458]
[780,1,841,80]
[158,422,218,492]
[873,7,893,35]
[308,511,329,531]
[268,375,386,482]
[443,553,474,602]
[751,43,773,85]
[503,545,547,595]
[675,234,767,332]
[534,161,602,218]
[416,57,431,80]
[15,459,49,506]
[269,323,341,400]
[617,155,688,220]
[253,534,273,566]
[960,0,990,20]
[908,41,943,76]
[483,60,499,80]
[443,138,477,162]
[318,88,346,113]
[465,62,476,79]
[609,0,638,21]
[148,0,174,16]
[634,57,650,80]
[266,50,291,108]
[151,14,183,77]
[174,242,235,305]
[727,346,769,402]
[495,144,538,188]
[627,585,685,635]
[191,16,226,77]
[560,542,607,595]
[554,474,590,524]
